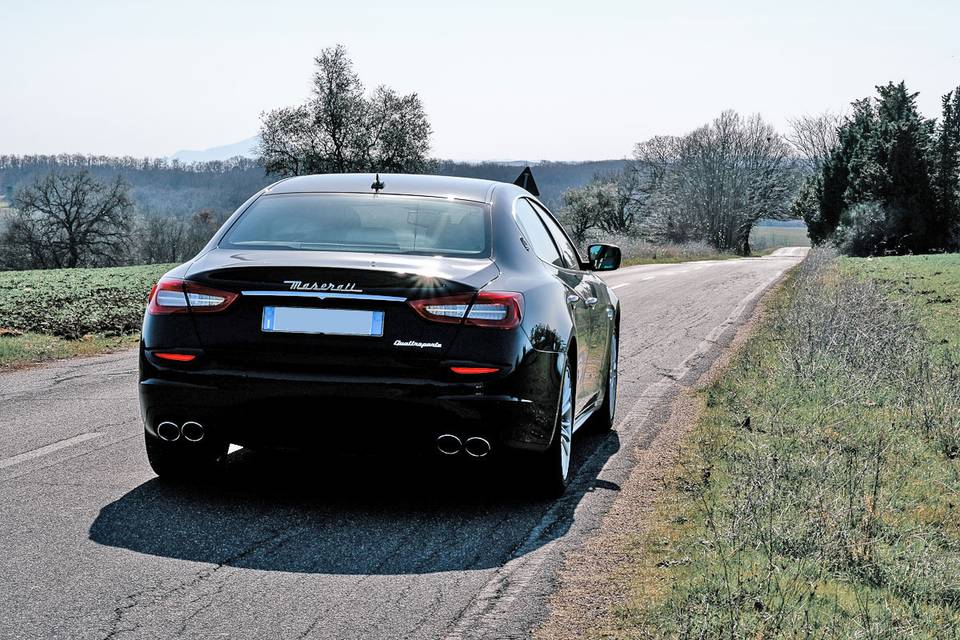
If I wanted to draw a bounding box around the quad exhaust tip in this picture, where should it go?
[436,434,492,457]
[156,421,181,442]
[156,421,205,443]
[436,434,462,455]
[181,421,205,443]
[464,437,491,458]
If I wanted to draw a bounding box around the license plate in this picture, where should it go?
[261,307,384,336]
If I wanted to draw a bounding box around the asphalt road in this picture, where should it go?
[0,248,807,640]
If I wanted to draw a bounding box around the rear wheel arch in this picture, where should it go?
[549,336,577,445]
[565,336,578,392]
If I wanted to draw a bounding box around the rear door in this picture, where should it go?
[513,199,598,413]
[528,200,607,406]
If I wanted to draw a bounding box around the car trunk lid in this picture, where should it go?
[183,249,500,376]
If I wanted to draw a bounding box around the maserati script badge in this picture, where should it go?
[283,280,363,293]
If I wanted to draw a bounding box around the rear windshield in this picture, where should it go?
[219,193,491,257]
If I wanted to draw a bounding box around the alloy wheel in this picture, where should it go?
[559,366,573,481]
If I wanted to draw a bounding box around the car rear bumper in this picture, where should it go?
[139,347,562,453]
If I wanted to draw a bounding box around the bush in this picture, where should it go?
[834,201,890,256]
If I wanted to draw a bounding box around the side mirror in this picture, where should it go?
[587,244,621,271]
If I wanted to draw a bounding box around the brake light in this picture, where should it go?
[147,278,238,315]
[408,291,523,329]
[153,352,197,362]
[465,291,523,329]
[450,366,500,375]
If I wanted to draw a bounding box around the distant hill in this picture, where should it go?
[0,154,627,217]
[172,136,259,163]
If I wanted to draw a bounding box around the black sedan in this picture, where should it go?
[139,171,621,495]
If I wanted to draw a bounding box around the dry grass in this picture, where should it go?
[0,331,139,370]
[593,249,960,638]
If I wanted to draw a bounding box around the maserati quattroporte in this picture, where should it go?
[139,170,621,495]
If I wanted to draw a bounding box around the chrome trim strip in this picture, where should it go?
[241,290,407,302]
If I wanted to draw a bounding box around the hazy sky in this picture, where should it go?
[2,0,957,161]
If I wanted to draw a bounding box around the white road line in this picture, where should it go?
[0,433,103,470]
[640,276,655,281]
[610,283,632,290]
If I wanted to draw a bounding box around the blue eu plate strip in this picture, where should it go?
[371,312,384,336]
[262,306,276,331]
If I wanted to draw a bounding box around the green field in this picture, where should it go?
[0,263,172,368]
[601,251,960,638]
[750,225,811,251]
[847,254,960,352]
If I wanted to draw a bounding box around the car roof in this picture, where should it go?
[264,173,514,204]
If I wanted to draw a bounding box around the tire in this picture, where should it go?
[587,328,618,432]
[528,361,575,498]
[145,433,227,482]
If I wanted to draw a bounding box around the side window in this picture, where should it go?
[532,202,581,269]
[514,199,563,267]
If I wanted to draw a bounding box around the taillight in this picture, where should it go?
[408,291,523,329]
[147,278,238,315]
[451,366,500,375]
[153,352,197,362]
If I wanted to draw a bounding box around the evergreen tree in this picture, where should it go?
[814,100,875,243]
[933,88,960,249]
[795,174,827,243]
[872,82,937,253]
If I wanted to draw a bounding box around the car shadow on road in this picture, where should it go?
[88,430,621,575]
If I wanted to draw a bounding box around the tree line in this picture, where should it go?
[0,154,271,219]
[0,156,255,269]
[555,82,960,258]
[0,170,229,269]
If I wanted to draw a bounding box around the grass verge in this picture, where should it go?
[0,332,141,370]
[603,250,960,638]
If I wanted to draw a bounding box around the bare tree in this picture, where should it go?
[133,208,228,264]
[258,45,432,177]
[595,169,643,235]
[134,214,187,264]
[4,170,133,268]
[635,111,797,255]
[787,111,843,171]
[558,181,611,244]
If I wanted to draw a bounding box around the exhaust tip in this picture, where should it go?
[181,421,205,443]
[464,436,491,458]
[157,421,181,442]
[436,434,462,456]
